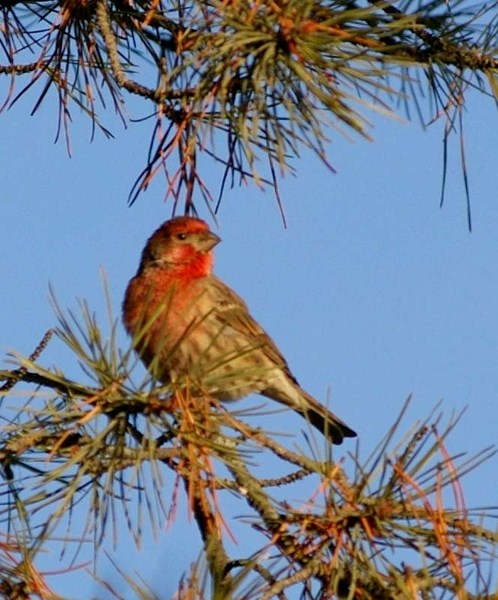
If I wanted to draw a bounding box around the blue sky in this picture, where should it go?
[1,77,497,596]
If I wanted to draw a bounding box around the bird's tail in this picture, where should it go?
[263,381,357,445]
[298,388,357,444]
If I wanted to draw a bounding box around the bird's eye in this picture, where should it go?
[176,233,188,241]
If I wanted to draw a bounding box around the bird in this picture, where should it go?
[122,216,357,444]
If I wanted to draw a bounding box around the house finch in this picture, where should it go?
[123,216,356,444]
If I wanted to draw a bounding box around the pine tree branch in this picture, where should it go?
[2,0,497,212]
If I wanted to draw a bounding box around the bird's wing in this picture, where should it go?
[205,275,299,383]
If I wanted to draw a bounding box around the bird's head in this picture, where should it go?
[139,217,221,277]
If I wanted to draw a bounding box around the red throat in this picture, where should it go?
[172,247,214,280]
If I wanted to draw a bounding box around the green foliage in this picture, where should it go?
[1,0,497,216]
[0,289,496,599]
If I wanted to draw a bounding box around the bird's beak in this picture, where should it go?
[196,231,221,252]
